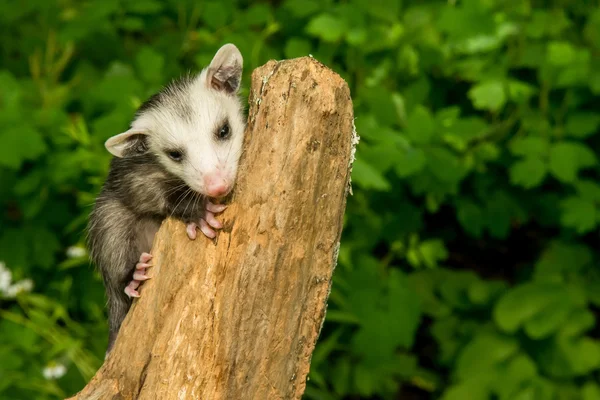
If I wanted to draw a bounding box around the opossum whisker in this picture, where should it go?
[225,136,234,164]
[181,188,196,220]
[163,182,189,197]
[170,187,192,219]
[191,190,202,219]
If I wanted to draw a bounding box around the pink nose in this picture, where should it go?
[204,176,229,197]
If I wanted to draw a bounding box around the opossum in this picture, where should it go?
[87,44,245,354]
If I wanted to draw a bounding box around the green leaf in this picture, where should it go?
[443,380,490,400]
[575,180,600,201]
[283,0,321,17]
[559,310,596,338]
[455,334,519,380]
[525,10,571,38]
[200,1,231,28]
[351,157,391,191]
[426,147,467,184]
[437,6,495,40]
[244,4,273,26]
[0,125,47,169]
[507,80,537,103]
[534,241,593,280]
[441,116,488,150]
[538,336,600,377]
[0,319,39,350]
[284,38,311,58]
[405,105,435,144]
[565,113,600,138]
[395,148,426,177]
[331,358,351,395]
[494,283,578,333]
[120,16,144,31]
[548,142,597,183]
[509,157,547,189]
[31,227,62,269]
[355,0,400,21]
[509,137,550,157]
[125,0,163,14]
[306,14,347,42]
[560,197,597,234]
[523,300,571,339]
[456,200,485,237]
[492,354,538,399]
[353,363,376,396]
[483,191,524,239]
[583,382,600,400]
[418,239,448,268]
[135,47,164,83]
[468,81,506,112]
[346,264,421,360]
[547,41,576,66]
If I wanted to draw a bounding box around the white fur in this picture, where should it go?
[105,44,245,197]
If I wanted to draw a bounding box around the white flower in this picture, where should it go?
[5,279,34,298]
[43,363,67,380]
[0,261,12,293]
[66,246,87,258]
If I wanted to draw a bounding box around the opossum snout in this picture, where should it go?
[204,174,230,198]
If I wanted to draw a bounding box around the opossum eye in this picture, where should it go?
[216,123,230,140]
[166,150,183,162]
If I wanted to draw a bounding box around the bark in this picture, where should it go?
[68,56,356,400]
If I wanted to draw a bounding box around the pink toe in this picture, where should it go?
[199,219,216,238]
[205,212,223,229]
[124,286,140,298]
[186,223,198,240]
[136,262,151,270]
[133,271,150,281]
[206,202,227,213]
[139,252,152,263]
[126,280,140,290]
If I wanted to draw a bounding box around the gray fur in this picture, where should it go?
[87,44,245,353]
[88,153,208,353]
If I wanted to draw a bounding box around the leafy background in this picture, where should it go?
[1,0,600,399]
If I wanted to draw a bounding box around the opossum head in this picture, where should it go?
[105,44,245,199]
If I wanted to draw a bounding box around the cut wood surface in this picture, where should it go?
[68,56,356,400]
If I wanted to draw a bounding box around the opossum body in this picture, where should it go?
[87,44,245,354]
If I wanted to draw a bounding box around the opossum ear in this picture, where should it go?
[105,128,149,158]
[205,44,243,94]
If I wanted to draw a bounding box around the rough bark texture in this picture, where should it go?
[68,56,356,400]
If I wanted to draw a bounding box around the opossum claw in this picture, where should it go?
[206,202,227,213]
[199,218,216,238]
[186,222,198,240]
[204,211,222,229]
[139,252,153,263]
[186,220,217,239]
[124,282,140,298]
[124,252,153,298]
[133,270,151,281]
[186,201,225,240]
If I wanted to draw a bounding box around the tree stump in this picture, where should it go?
[68,56,356,400]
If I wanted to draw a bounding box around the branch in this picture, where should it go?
[68,56,356,400]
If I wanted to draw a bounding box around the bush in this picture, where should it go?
[1,1,599,399]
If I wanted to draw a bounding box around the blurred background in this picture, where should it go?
[1,0,600,399]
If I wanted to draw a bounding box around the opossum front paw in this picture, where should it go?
[124,252,153,298]
[186,201,227,240]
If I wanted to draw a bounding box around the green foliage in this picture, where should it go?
[1,0,600,399]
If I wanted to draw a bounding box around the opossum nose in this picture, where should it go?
[204,176,229,198]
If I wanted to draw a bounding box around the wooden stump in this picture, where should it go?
[68,56,356,400]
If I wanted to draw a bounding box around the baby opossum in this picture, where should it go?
[87,44,246,354]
